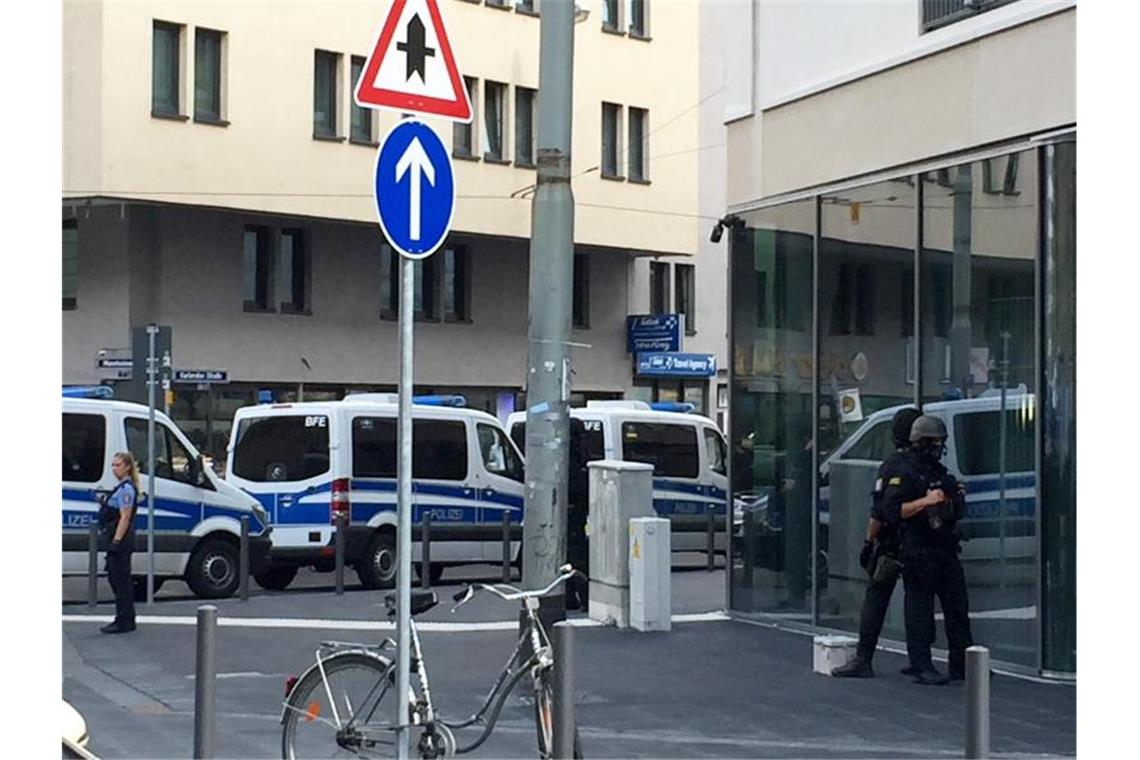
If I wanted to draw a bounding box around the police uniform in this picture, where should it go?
[881,448,974,682]
[102,480,138,632]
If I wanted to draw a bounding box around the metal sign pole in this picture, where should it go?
[146,324,158,606]
[396,255,414,759]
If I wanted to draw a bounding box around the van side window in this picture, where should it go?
[63,413,106,482]
[954,410,1034,475]
[353,417,397,478]
[413,420,468,481]
[126,418,196,484]
[231,415,331,482]
[841,419,895,462]
[621,422,698,478]
[509,422,525,455]
[478,423,524,482]
[578,419,606,461]
[704,428,727,475]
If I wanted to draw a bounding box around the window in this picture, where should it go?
[350,56,373,143]
[63,219,78,310]
[514,86,536,166]
[922,0,1017,33]
[855,264,875,335]
[231,415,331,482]
[244,226,272,311]
[628,0,648,37]
[194,28,224,122]
[650,261,669,313]
[829,262,875,336]
[602,0,621,30]
[478,423,524,483]
[628,106,647,181]
[840,420,895,462]
[414,257,438,321]
[573,253,589,328]
[601,102,622,178]
[674,263,695,334]
[509,421,525,454]
[125,418,197,484]
[413,420,468,480]
[483,80,507,161]
[352,417,397,478]
[152,21,182,117]
[63,413,106,482]
[954,410,1035,476]
[487,0,510,7]
[279,229,310,313]
[313,50,340,138]
[901,265,915,337]
[704,428,727,476]
[453,77,478,157]
[380,244,398,320]
[443,246,470,322]
[516,0,536,12]
[621,422,699,478]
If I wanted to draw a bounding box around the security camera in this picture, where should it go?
[710,222,724,244]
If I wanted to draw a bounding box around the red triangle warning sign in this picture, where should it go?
[354,0,473,123]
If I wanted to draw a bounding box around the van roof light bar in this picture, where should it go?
[62,386,114,399]
[650,401,695,414]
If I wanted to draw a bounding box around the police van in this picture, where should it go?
[225,394,525,590]
[62,389,272,599]
[507,400,729,552]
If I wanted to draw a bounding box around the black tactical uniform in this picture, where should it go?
[565,419,591,611]
[880,416,974,685]
[832,407,921,678]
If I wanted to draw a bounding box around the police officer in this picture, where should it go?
[565,418,591,611]
[882,415,973,685]
[101,451,141,634]
[832,407,922,678]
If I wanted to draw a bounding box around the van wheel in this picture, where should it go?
[131,577,164,601]
[186,538,240,599]
[254,564,298,591]
[356,532,397,589]
[415,563,445,585]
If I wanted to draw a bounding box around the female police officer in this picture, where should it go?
[100,451,141,633]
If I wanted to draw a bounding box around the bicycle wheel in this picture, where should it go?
[533,669,555,759]
[281,651,398,759]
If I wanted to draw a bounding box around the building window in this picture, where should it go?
[279,229,310,314]
[194,28,224,123]
[350,56,373,144]
[628,0,648,37]
[601,102,622,178]
[414,257,438,321]
[516,0,536,12]
[444,246,471,322]
[628,106,647,181]
[152,21,182,117]
[453,77,478,158]
[243,227,273,311]
[483,80,507,161]
[602,0,621,31]
[380,249,440,321]
[650,261,669,314]
[514,86,536,166]
[380,244,397,320]
[573,254,590,328]
[313,50,340,138]
[63,220,78,310]
[854,264,875,335]
[674,263,694,334]
[921,0,1017,32]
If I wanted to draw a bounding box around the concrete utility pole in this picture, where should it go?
[523,0,575,609]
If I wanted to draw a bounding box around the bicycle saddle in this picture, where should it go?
[384,590,439,617]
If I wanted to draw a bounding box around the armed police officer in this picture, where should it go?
[832,407,922,678]
[881,415,974,685]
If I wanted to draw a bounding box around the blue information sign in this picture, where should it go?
[373,118,455,259]
[636,352,717,378]
[626,314,681,354]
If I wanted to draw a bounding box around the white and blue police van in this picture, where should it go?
[225,394,525,590]
[507,400,729,553]
[62,388,272,599]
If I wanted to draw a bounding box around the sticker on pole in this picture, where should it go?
[354,0,472,122]
[374,118,455,259]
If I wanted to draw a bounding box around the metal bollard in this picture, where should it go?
[706,508,716,571]
[334,512,345,596]
[239,516,249,602]
[552,621,576,759]
[502,510,512,583]
[193,605,218,759]
[965,645,991,759]
[88,521,99,609]
[421,512,432,590]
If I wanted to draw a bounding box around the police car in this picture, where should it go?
[225,394,525,590]
[507,400,729,552]
[62,388,272,599]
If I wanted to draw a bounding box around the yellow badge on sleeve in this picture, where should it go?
[888,476,902,486]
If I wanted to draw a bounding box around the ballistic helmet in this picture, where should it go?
[909,415,948,443]
[891,408,923,449]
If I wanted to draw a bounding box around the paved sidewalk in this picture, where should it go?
[63,566,1074,759]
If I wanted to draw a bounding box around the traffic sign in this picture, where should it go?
[374,118,455,259]
[354,0,472,122]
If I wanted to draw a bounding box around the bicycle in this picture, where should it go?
[280,564,584,759]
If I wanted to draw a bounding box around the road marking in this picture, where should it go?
[63,610,729,632]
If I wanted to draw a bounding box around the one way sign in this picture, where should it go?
[355,0,472,122]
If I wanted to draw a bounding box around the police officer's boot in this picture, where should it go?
[831,657,873,678]
[913,666,949,686]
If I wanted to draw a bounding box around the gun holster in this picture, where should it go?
[872,554,904,584]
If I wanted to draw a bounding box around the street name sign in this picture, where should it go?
[374,118,455,259]
[173,369,229,384]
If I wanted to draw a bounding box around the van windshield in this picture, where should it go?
[232,415,330,482]
[621,421,698,478]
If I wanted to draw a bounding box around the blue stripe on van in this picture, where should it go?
[966,474,1035,491]
[653,479,706,496]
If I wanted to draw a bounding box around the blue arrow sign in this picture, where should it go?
[374,118,455,259]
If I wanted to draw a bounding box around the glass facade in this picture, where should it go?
[728,140,1076,675]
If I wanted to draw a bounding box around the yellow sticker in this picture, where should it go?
[888,476,902,486]
[632,538,641,560]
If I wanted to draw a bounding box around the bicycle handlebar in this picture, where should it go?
[450,564,583,612]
